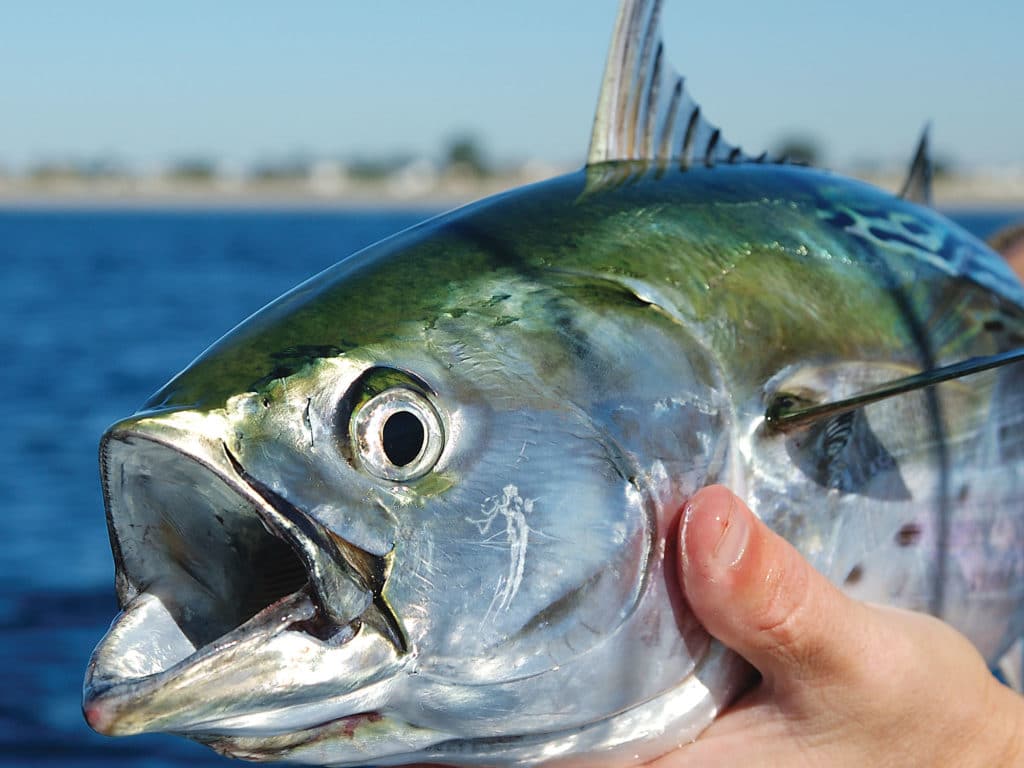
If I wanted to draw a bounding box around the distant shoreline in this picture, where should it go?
[0,183,486,213]
[0,190,462,213]
[0,168,559,212]
[1,172,1022,212]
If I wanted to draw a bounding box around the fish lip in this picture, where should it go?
[83,587,321,735]
[88,421,404,737]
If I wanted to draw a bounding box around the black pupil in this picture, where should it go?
[382,411,425,467]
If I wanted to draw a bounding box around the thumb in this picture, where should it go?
[679,485,870,691]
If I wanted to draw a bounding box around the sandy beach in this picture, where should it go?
[2,169,1022,211]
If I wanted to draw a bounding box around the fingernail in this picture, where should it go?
[712,493,748,568]
[682,489,750,577]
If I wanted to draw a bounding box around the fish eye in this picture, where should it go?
[350,387,444,482]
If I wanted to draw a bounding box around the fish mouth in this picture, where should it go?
[84,420,408,742]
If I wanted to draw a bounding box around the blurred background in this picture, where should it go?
[3,0,1023,205]
[2,2,1023,766]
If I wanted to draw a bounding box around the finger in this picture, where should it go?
[678,485,870,690]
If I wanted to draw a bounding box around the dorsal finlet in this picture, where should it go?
[588,0,764,169]
[899,124,934,206]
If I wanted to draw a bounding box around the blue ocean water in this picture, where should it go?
[2,202,1021,767]
[1,207,435,767]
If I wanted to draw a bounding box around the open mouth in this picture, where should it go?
[84,428,404,737]
[102,433,327,647]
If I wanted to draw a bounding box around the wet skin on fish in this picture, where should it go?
[84,164,1024,765]
[83,2,1024,766]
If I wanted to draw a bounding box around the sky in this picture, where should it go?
[2,0,1022,173]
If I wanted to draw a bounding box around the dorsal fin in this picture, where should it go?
[588,0,759,168]
[899,124,934,206]
[765,347,1024,433]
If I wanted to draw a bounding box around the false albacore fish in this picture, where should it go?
[83,0,1024,765]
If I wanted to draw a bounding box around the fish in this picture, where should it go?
[83,0,1024,765]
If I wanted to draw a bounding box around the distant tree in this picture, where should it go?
[444,135,489,177]
[81,156,127,179]
[168,158,216,182]
[28,157,127,181]
[773,135,822,166]
[347,154,414,181]
[250,156,311,182]
[932,154,953,180]
[29,161,79,181]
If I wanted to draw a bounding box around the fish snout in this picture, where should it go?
[86,410,409,739]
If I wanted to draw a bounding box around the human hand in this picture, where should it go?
[650,485,1024,767]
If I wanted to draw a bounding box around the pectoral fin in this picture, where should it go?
[765,348,1024,433]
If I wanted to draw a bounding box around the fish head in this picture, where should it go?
[85,175,729,764]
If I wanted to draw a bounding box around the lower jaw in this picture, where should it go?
[84,586,401,739]
[192,649,751,768]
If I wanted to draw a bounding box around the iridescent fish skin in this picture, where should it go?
[83,0,1024,763]
[83,164,1024,766]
